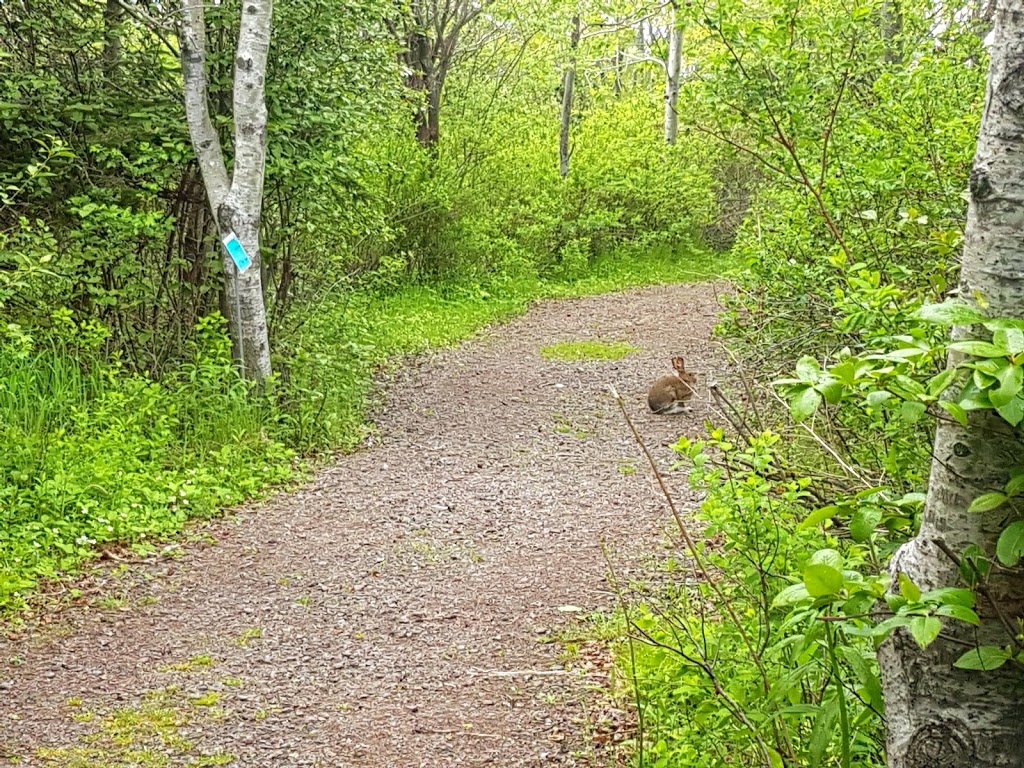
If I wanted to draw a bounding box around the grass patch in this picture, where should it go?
[540,340,638,361]
[33,687,235,767]
[158,654,217,674]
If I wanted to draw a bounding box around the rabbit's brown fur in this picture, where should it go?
[647,357,697,414]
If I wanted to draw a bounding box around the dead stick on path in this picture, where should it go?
[414,728,523,738]
[467,668,596,677]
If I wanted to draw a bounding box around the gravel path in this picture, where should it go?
[1,282,724,767]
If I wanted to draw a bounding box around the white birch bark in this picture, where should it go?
[664,1,682,144]
[878,2,1024,765]
[179,0,272,380]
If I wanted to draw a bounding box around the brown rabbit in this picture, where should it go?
[647,357,697,414]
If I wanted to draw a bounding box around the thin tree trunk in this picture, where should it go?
[878,2,1024,764]
[664,1,682,144]
[613,47,622,97]
[559,14,581,179]
[179,0,273,380]
[880,0,902,64]
[102,0,123,73]
[406,21,437,147]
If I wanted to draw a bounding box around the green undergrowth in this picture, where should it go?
[0,245,730,618]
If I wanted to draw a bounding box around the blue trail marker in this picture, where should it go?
[221,232,252,272]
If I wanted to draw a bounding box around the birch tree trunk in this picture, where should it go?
[559,15,581,179]
[880,0,902,64]
[179,0,273,380]
[664,1,682,144]
[878,2,1024,764]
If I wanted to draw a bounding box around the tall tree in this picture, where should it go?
[663,0,682,143]
[401,0,491,148]
[878,1,1024,764]
[179,0,273,379]
[559,13,581,178]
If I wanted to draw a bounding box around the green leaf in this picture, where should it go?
[983,317,1024,332]
[1006,473,1024,497]
[898,572,921,602]
[921,587,975,607]
[838,646,883,710]
[791,386,822,421]
[909,616,942,648]
[959,544,991,585]
[994,328,1024,355]
[873,615,911,638]
[996,521,1024,566]
[816,379,845,404]
[939,400,968,426]
[808,696,839,767]
[958,379,992,410]
[830,360,857,386]
[935,604,980,625]
[809,548,844,569]
[914,301,987,326]
[927,368,958,397]
[799,505,839,530]
[900,400,927,423]
[954,646,1011,670]
[796,356,821,383]
[989,364,1023,408]
[865,389,892,407]
[968,492,1008,513]
[949,340,1008,358]
[894,375,926,396]
[803,563,844,597]
[772,582,810,607]
[996,395,1024,427]
[849,506,882,542]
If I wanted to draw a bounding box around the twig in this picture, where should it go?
[413,727,521,739]
[933,538,1024,651]
[465,668,594,678]
[609,385,781,768]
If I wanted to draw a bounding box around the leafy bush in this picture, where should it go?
[607,0,990,765]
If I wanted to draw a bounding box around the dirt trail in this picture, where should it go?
[1,282,724,767]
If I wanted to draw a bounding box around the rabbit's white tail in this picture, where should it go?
[652,401,693,415]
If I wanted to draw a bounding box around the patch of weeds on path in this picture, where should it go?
[552,413,594,439]
[33,687,235,767]
[235,627,262,647]
[540,340,638,362]
[158,654,217,674]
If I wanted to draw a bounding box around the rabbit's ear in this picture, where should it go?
[672,357,686,372]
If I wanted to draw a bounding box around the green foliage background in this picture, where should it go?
[0,0,725,612]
